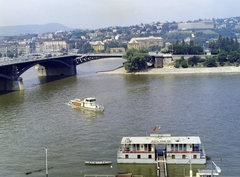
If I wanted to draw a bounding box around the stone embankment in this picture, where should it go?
[99,66,240,75]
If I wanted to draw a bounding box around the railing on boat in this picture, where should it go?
[156,153,168,177]
[163,156,167,177]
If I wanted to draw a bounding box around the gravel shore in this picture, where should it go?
[99,66,240,75]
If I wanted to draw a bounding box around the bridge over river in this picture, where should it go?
[0,53,172,91]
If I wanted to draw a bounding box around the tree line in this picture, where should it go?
[208,35,240,66]
[123,35,240,71]
[174,56,218,68]
[162,39,204,55]
[209,35,239,54]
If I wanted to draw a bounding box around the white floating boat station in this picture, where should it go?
[117,133,207,177]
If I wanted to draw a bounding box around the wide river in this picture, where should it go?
[0,58,239,177]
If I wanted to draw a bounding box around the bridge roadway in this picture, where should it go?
[0,53,173,91]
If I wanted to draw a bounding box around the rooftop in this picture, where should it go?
[121,134,201,144]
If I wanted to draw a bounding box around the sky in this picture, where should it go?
[0,0,240,29]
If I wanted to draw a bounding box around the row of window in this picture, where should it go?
[125,154,153,159]
[170,144,200,151]
[172,154,197,159]
[124,144,152,151]
[124,154,198,159]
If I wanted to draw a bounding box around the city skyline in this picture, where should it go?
[0,0,240,29]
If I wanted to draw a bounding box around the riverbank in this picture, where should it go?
[99,66,240,75]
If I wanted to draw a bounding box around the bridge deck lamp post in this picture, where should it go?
[43,148,48,177]
[211,161,221,177]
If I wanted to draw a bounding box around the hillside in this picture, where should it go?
[0,23,73,36]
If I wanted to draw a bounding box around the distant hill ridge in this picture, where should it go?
[0,23,74,36]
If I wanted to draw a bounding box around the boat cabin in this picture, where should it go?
[84,97,97,103]
[69,97,104,112]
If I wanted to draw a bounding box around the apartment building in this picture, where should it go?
[0,43,30,56]
[42,40,67,53]
[89,41,105,52]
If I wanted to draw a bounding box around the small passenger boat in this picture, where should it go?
[68,97,104,112]
[85,161,112,165]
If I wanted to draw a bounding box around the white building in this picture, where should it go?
[178,21,214,30]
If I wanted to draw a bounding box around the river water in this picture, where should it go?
[0,58,239,177]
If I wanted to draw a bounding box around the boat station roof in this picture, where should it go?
[121,134,201,144]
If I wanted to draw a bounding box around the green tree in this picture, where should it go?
[190,40,194,46]
[188,56,201,66]
[182,39,185,46]
[106,41,119,48]
[174,56,188,68]
[217,51,228,64]
[123,48,150,72]
[228,51,240,63]
[78,42,94,54]
[204,57,217,67]
[174,60,180,68]
[119,43,128,50]
[149,45,160,52]
[209,35,239,55]
[181,59,188,68]
[5,50,14,58]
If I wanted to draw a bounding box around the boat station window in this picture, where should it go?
[172,155,175,159]
[125,155,129,159]
[193,144,200,151]
[148,155,152,159]
[137,155,141,159]
[172,144,185,151]
[183,144,187,151]
[175,144,178,151]
[124,146,130,152]
[144,144,147,151]
[179,144,182,151]
[182,155,186,159]
[148,144,151,151]
[193,155,197,159]
[133,144,136,151]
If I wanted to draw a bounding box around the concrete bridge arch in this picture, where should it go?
[0,55,77,91]
[0,53,173,91]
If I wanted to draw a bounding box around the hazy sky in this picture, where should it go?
[0,0,239,29]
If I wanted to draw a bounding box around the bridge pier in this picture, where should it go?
[0,77,24,91]
[0,55,78,92]
[154,56,173,68]
[36,65,76,76]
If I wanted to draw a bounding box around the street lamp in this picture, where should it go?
[211,161,221,177]
[43,148,48,177]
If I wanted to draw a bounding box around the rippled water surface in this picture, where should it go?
[0,59,239,177]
